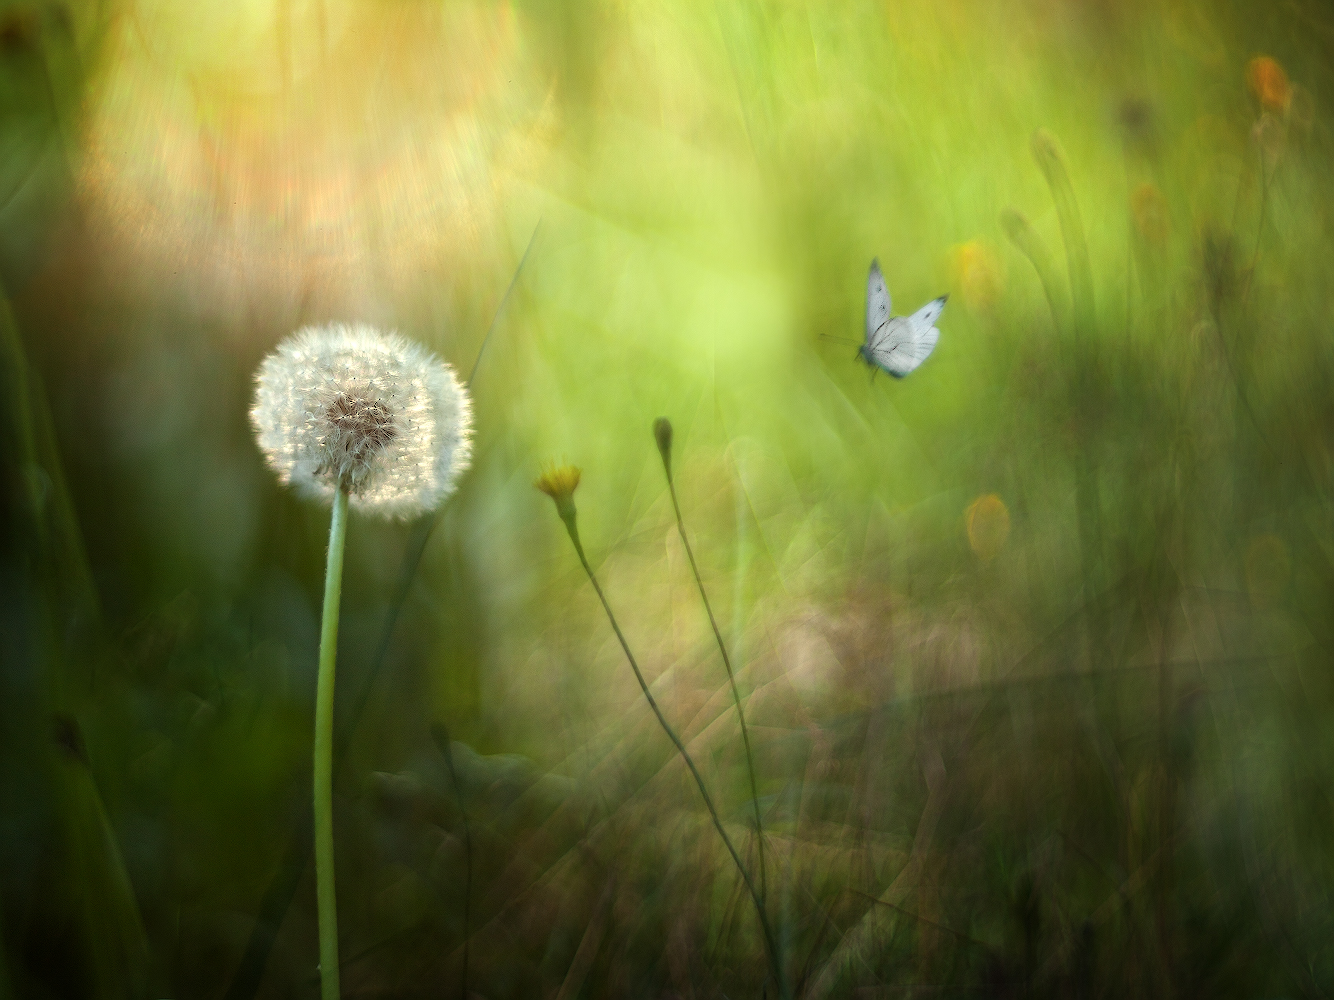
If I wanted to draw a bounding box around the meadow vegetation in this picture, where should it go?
[2,0,1333,996]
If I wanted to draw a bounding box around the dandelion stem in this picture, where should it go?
[659,453,768,907]
[556,510,787,999]
[314,486,349,1000]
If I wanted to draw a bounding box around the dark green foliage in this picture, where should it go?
[3,0,1334,997]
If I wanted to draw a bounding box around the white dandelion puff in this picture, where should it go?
[251,323,472,517]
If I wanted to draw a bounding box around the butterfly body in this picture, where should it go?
[860,258,947,379]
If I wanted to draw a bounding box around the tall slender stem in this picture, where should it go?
[559,513,787,999]
[664,475,767,905]
[315,487,349,1000]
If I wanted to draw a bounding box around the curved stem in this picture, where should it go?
[665,475,767,905]
[559,512,786,999]
[1000,208,1067,341]
[315,487,349,1000]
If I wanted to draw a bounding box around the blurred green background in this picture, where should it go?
[3,0,1334,995]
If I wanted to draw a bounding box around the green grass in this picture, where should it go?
[2,0,1334,995]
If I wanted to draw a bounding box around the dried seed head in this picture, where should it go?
[318,392,398,490]
[653,417,673,477]
[251,324,472,517]
[1117,97,1159,161]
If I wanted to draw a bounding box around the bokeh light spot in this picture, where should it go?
[1246,55,1291,113]
[966,494,1010,561]
[950,240,1004,313]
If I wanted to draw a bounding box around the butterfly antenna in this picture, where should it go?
[820,333,862,346]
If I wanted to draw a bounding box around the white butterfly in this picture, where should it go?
[859,258,947,379]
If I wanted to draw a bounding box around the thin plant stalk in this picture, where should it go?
[430,723,473,1000]
[655,421,767,905]
[999,208,1067,341]
[251,324,471,999]
[228,223,527,999]
[553,507,787,998]
[314,486,349,1000]
[1019,130,1107,672]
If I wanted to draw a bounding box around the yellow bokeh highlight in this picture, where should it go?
[966,494,1010,561]
[1246,55,1291,113]
[950,240,1005,313]
[79,0,543,322]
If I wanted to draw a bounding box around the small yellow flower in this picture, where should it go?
[1246,56,1290,113]
[535,463,581,500]
[966,494,1010,561]
[535,463,581,523]
[950,240,1004,313]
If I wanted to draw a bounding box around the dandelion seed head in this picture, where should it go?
[251,324,472,517]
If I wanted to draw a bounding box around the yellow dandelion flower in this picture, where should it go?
[535,463,581,501]
[535,463,581,524]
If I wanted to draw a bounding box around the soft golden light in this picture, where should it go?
[950,240,1004,313]
[1246,55,1290,113]
[79,0,547,326]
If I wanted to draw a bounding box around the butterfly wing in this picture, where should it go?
[866,295,947,378]
[865,259,891,345]
[908,295,947,331]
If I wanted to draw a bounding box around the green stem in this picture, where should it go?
[999,208,1068,341]
[663,473,767,906]
[315,487,349,1000]
[1031,129,1094,342]
[558,511,787,999]
[1029,130,1107,672]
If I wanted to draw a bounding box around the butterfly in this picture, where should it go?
[857,258,947,379]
